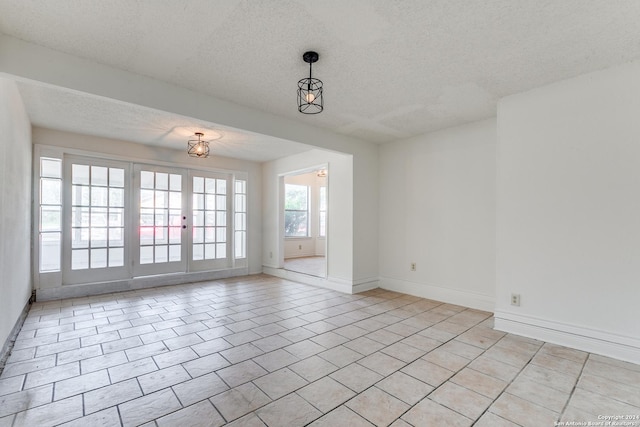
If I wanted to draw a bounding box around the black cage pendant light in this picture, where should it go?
[298,51,323,114]
[187,132,210,158]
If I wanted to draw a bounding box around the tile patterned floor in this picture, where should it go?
[0,274,639,427]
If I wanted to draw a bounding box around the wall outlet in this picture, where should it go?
[511,293,521,306]
[298,245,302,250]
[269,251,273,259]
[410,262,416,271]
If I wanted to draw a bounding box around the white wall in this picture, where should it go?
[32,128,263,297]
[378,119,496,311]
[495,60,640,363]
[283,172,327,259]
[0,79,32,351]
[263,149,361,292]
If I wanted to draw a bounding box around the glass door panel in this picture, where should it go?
[63,157,130,284]
[189,172,232,271]
[134,165,187,276]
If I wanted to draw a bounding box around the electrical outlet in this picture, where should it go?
[410,262,416,271]
[269,251,273,259]
[298,245,302,250]
[511,293,521,306]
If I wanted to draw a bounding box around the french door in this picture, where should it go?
[62,157,237,284]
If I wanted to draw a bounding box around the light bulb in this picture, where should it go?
[196,144,203,153]
[305,92,315,103]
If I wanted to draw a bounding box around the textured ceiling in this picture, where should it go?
[2,0,640,154]
[16,82,312,162]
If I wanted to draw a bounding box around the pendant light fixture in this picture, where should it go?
[188,132,210,158]
[298,51,323,114]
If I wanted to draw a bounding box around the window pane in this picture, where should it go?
[91,186,109,207]
[41,158,61,178]
[72,164,89,185]
[216,227,226,243]
[205,227,215,243]
[109,228,124,246]
[41,179,61,205]
[91,166,108,186]
[91,208,108,227]
[72,249,89,270]
[141,171,154,189]
[109,208,124,227]
[156,173,168,190]
[155,190,167,208]
[169,245,181,262]
[169,191,181,209]
[170,174,182,192]
[193,194,204,210]
[155,210,167,226]
[140,227,154,245]
[216,179,227,194]
[193,227,204,243]
[205,178,216,194]
[140,189,154,208]
[40,232,61,272]
[205,243,215,260]
[72,228,90,248]
[216,195,226,210]
[155,227,168,245]
[235,180,246,194]
[91,248,107,268]
[90,228,108,248]
[216,243,226,259]
[193,176,204,193]
[109,168,124,187]
[155,245,168,263]
[140,208,154,225]
[193,211,204,227]
[109,188,124,207]
[72,185,90,206]
[140,246,154,264]
[285,184,308,210]
[285,211,308,237]
[235,231,245,258]
[72,207,90,227]
[206,194,216,210]
[109,248,124,267]
[41,206,61,232]
[169,227,181,244]
[216,212,226,226]
[193,244,204,260]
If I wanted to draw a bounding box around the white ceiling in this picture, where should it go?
[2,0,640,158]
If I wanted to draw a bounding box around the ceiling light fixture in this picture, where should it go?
[188,132,210,158]
[317,169,327,178]
[298,51,323,114]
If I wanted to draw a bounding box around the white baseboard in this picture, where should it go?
[494,310,640,365]
[378,277,495,312]
[37,267,249,301]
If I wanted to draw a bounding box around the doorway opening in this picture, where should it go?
[282,166,328,278]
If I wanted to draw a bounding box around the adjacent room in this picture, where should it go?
[0,1,639,426]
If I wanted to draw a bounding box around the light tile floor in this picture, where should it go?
[0,275,639,427]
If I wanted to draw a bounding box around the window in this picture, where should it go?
[284,184,309,237]
[234,180,247,258]
[39,158,62,272]
[36,153,248,286]
[319,186,327,237]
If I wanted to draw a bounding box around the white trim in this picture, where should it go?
[378,277,495,312]
[352,277,379,293]
[37,267,249,301]
[494,310,640,365]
